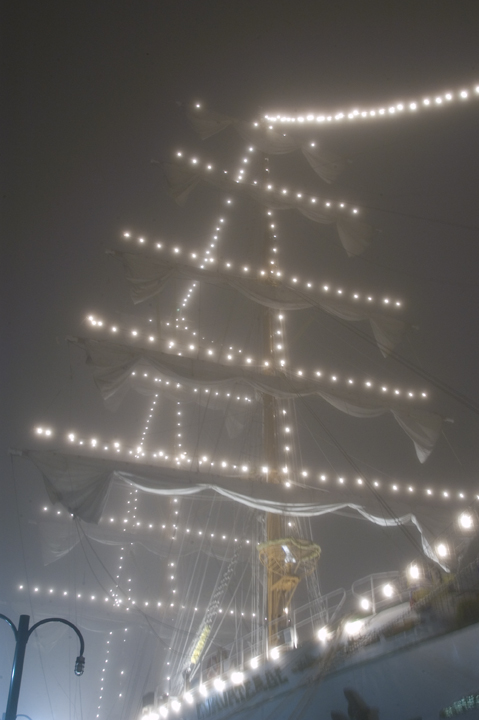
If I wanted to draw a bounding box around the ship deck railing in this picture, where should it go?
[196,587,347,683]
[293,587,347,646]
[351,570,409,613]
[333,560,479,665]
[188,562,479,699]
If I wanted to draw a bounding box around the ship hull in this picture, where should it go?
[183,622,479,720]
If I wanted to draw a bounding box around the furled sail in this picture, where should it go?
[110,249,405,356]
[23,449,451,569]
[163,162,372,256]
[70,337,442,461]
[186,106,346,183]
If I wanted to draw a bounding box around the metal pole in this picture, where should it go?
[5,615,29,720]
[0,614,85,720]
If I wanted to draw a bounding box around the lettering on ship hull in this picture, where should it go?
[196,667,288,719]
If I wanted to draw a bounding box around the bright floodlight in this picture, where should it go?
[408,564,420,580]
[171,700,181,712]
[345,620,363,637]
[270,647,280,660]
[382,583,394,598]
[144,712,160,720]
[231,671,244,685]
[199,684,208,697]
[459,512,473,530]
[184,693,194,705]
[159,707,168,718]
[436,543,448,558]
[250,657,259,669]
[360,598,370,611]
[317,626,329,642]
[213,678,225,691]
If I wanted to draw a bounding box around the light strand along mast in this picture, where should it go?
[258,155,320,647]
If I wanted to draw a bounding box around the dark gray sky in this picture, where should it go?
[4,2,479,718]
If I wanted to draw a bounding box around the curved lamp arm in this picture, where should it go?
[28,618,85,675]
[0,614,18,641]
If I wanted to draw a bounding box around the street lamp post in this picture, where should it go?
[0,614,85,720]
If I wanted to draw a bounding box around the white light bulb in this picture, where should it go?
[231,671,244,685]
[409,564,420,580]
[459,512,473,530]
[317,626,329,642]
[382,583,394,598]
[345,620,363,637]
[436,543,448,558]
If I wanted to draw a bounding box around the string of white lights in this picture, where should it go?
[260,81,479,125]
[34,428,475,500]
[96,494,135,716]
[146,502,475,719]
[132,206,239,689]
[173,151,361,216]
[132,373,254,404]
[80,320,428,400]
[119,232,402,307]
[94,487,155,716]
[126,203,233,467]
[137,399,159,457]
[20,505,477,617]
[94,629,129,717]
[96,630,115,718]
[260,202,298,486]
[14,581,258,620]
[40,503,255,535]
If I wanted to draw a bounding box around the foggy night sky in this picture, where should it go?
[4,2,479,718]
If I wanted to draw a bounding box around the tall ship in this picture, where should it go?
[12,85,479,720]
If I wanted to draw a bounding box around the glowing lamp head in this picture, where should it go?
[436,543,449,558]
[144,712,160,720]
[213,678,225,692]
[345,620,364,637]
[360,598,370,611]
[459,512,473,530]
[231,671,244,685]
[171,700,181,713]
[270,647,280,660]
[382,583,394,598]
[317,626,329,642]
[159,706,168,718]
[408,564,420,581]
[250,657,259,669]
[184,693,194,705]
[199,684,208,697]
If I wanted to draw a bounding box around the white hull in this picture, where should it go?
[176,622,479,720]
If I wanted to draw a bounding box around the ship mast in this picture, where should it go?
[259,156,320,647]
